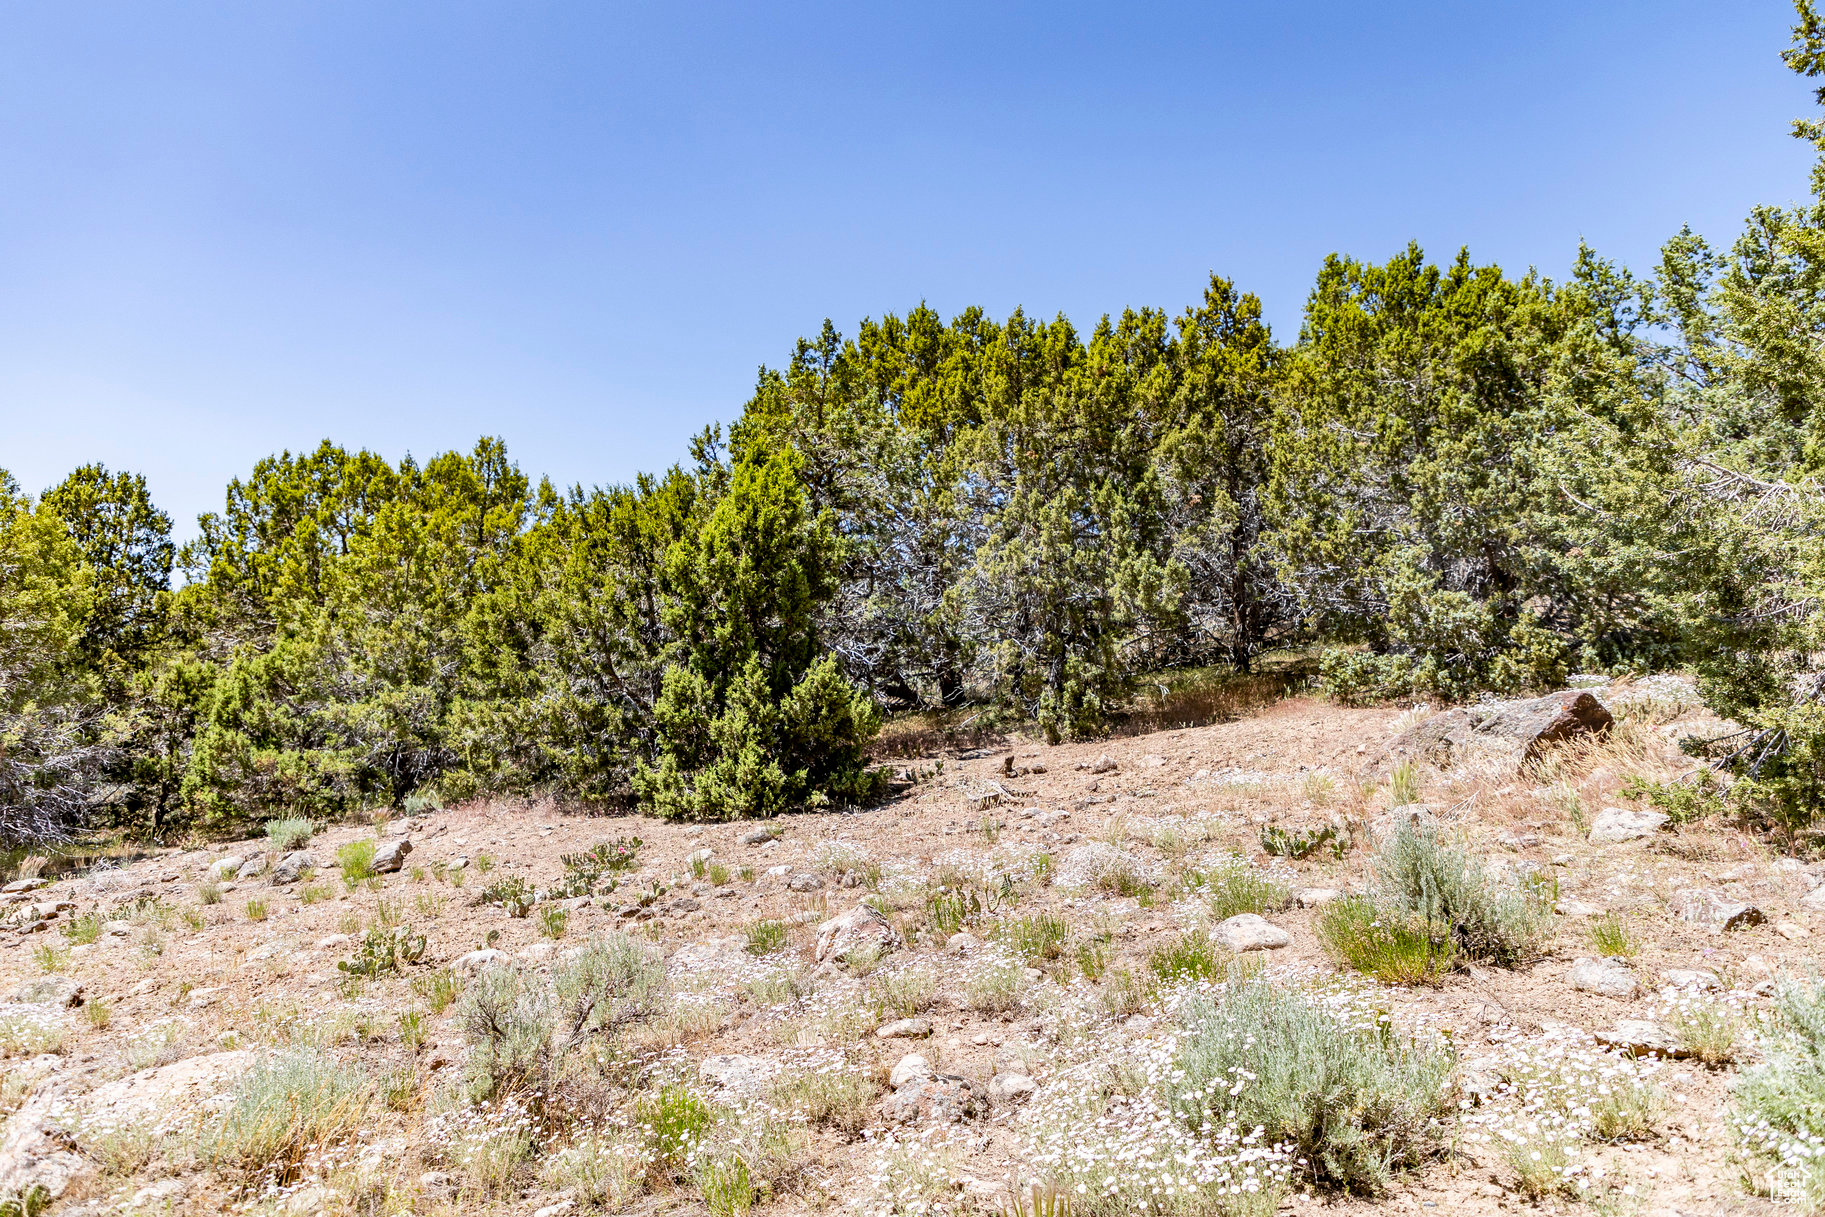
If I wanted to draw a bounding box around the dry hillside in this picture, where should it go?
[2,680,1818,1217]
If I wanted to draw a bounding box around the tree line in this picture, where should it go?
[11,6,1825,846]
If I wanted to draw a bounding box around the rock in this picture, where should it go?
[207,855,246,881]
[1089,754,1118,774]
[1594,1019,1686,1058]
[1779,920,1812,941]
[1497,830,1543,850]
[876,1018,933,1039]
[1389,689,1613,772]
[881,1074,983,1124]
[1293,887,1340,908]
[271,851,320,885]
[815,903,903,963]
[0,878,46,894]
[1588,807,1669,844]
[0,1088,87,1201]
[371,838,413,874]
[889,1054,932,1089]
[687,847,715,867]
[1664,968,1722,991]
[453,948,505,976]
[1555,899,1604,917]
[665,897,702,915]
[945,932,983,954]
[1673,888,1766,931]
[739,827,777,845]
[235,855,268,880]
[1214,913,1289,952]
[519,943,555,963]
[766,865,791,877]
[787,872,825,893]
[533,1203,575,1217]
[1802,886,1825,912]
[989,1072,1037,1102]
[283,1181,329,1215]
[699,1054,776,1095]
[12,977,83,1008]
[1568,956,1639,999]
[187,986,225,1008]
[314,934,352,950]
[1370,804,1438,842]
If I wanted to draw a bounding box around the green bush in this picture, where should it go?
[1191,855,1292,919]
[265,817,314,851]
[1000,912,1068,963]
[336,839,377,887]
[1735,980,1825,1205]
[743,919,789,956]
[1168,973,1457,1192]
[1317,896,1456,986]
[1373,826,1545,967]
[202,1051,372,1184]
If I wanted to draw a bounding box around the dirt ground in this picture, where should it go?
[2,683,1816,1216]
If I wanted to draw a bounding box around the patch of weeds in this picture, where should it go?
[1590,913,1639,959]
[65,911,105,945]
[699,1154,758,1217]
[739,866,756,883]
[925,886,973,936]
[299,882,332,906]
[1098,966,1156,1018]
[539,906,570,939]
[1074,936,1111,981]
[871,965,939,1017]
[125,1019,185,1069]
[1303,772,1337,806]
[1621,770,1727,826]
[396,1009,428,1051]
[1169,971,1456,1192]
[1664,992,1750,1067]
[771,1056,876,1134]
[474,852,495,875]
[637,1084,713,1183]
[540,1129,647,1211]
[337,839,377,888]
[1388,760,1421,806]
[203,1050,372,1186]
[963,948,1023,1013]
[1317,896,1456,986]
[402,788,442,814]
[339,924,427,978]
[180,906,205,931]
[1190,853,1292,919]
[33,943,68,974]
[1000,912,1069,964]
[1734,979,1825,1202]
[1260,823,1346,861]
[744,919,789,956]
[266,817,315,852]
[979,815,1002,843]
[1148,929,1226,982]
[1031,852,1055,885]
[707,863,731,886]
[689,853,709,879]
[411,968,461,1014]
[198,879,223,906]
[0,1007,66,1056]
[415,891,448,919]
[478,875,533,918]
[1096,865,1156,902]
[337,911,363,936]
[1373,825,1545,967]
[244,898,268,922]
[85,997,111,1030]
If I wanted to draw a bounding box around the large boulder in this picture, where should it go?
[1568,956,1639,999]
[1389,690,1613,772]
[1673,888,1766,931]
[271,851,320,885]
[372,838,413,874]
[1214,914,1289,952]
[0,1088,87,1202]
[815,903,902,963]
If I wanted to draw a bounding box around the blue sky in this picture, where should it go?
[0,1,1812,535]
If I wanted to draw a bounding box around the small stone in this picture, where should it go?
[890,1054,932,1089]
[454,947,504,976]
[876,1017,934,1039]
[1569,956,1638,999]
[787,872,825,893]
[1214,913,1290,952]
[1497,830,1543,851]
[1588,807,1669,844]
[1664,968,1722,990]
[1779,921,1812,941]
[1089,754,1118,774]
[533,1203,575,1217]
[881,1074,982,1123]
[235,856,267,880]
[372,838,413,873]
[1293,887,1340,909]
[688,847,715,867]
[766,865,791,877]
[1673,888,1766,931]
[1555,899,1603,917]
[989,1072,1037,1102]
[271,851,320,885]
[1594,1019,1685,1058]
[208,855,246,881]
[315,934,352,950]
[1552,853,1574,866]
[739,827,777,845]
[945,932,982,954]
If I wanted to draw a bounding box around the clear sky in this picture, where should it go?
[1,1,1814,535]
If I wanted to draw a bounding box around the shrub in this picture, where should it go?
[963,949,1022,1013]
[1373,826,1544,966]
[459,934,665,1102]
[1168,973,1457,1192]
[638,1084,713,1183]
[743,919,789,956]
[1148,930,1226,982]
[870,965,939,1018]
[1388,760,1420,806]
[1001,912,1069,964]
[1665,993,1749,1067]
[1734,980,1825,1203]
[412,968,461,1014]
[84,997,111,1030]
[202,1051,371,1185]
[1259,823,1346,860]
[541,1128,646,1210]
[1317,897,1456,986]
[769,1057,876,1134]
[0,1006,65,1056]
[337,839,377,887]
[1191,854,1292,919]
[479,875,533,918]
[1589,913,1637,958]
[339,924,427,977]
[32,944,66,973]
[244,898,268,922]
[265,818,315,852]
[539,906,569,939]
[65,911,104,943]
[699,1154,758,1217]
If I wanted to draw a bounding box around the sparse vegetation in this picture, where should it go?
[265,817,315,851]
[202,1051,372,1185]
[337,839,377,887]
[1590,912,1638,958]
[1318,897,1456,985]
[744,918,789,956]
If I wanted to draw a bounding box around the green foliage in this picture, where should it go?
[1373,826,1546,967]
[1169,973,1458,1192]
[1590,913,1638,958]
[336,839,376,887]
[338,924,427,977]
[202,1051,372,1184]
[1734,979,1825,1203]
[479,875,534,918]
[265,817,314,851]
[1316,896,1457,986]
[1000,912,1069,963]
[743,919,789,956]
[1148,929,1226,982]
[1258,823,1345,860]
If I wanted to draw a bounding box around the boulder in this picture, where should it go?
[945,932,983,954]
[1594,1019,1685,1058]
[1672,888,1766,931]
[271,851,319,885]
[1663,968,1722,991]
[699,1054,776,1095]
[815,904,902,963]
[1802,885,1825,913]
[1588,807,1669,845]
[1568,956,1639,999]
[1389,690,1613,772]
[787,872,825,893]
[234,856,267,880]
[739,827,778,846]
[207,855,246,881]
[372,838,412,874]
[889,1054,932,1090]
[881,1075,983,1124]
[453,948,505,976]
[989,1072,1037,1103]
[0,1088,87,1201]
[1089,754,1118,774]
[1293,888,1341,909]
[12,977,83,1008]
[1214,913,1289,952]
[875,1018,933,1040]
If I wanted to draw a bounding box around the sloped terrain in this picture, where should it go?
[1,682,1817,1217]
